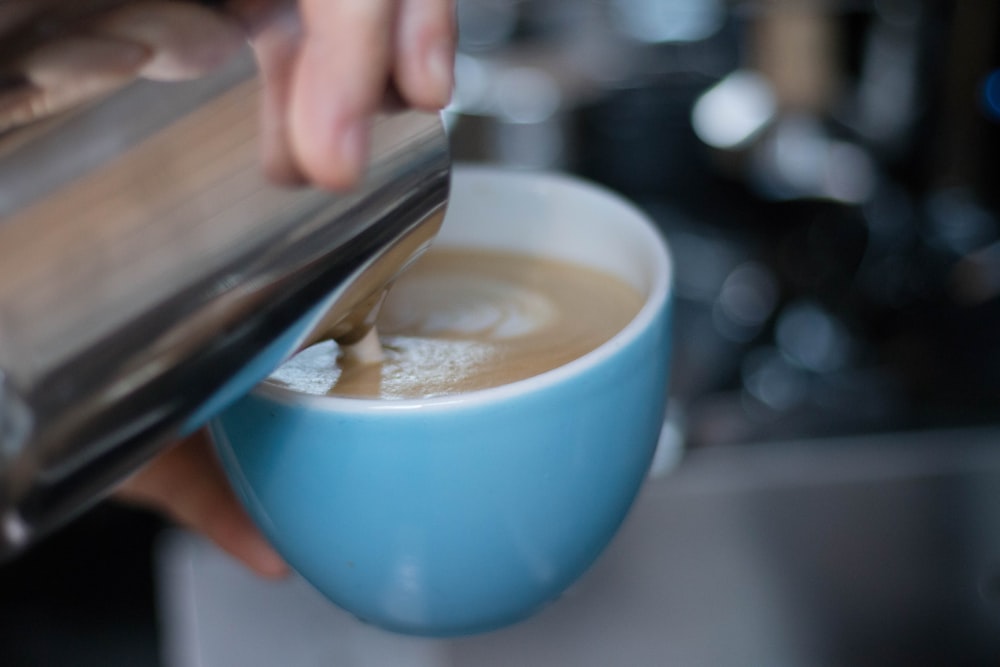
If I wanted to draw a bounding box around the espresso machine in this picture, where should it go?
[0,4,450,559]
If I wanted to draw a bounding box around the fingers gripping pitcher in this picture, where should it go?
[0,19,450,558]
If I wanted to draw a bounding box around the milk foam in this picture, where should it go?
[266,248,644,399]
[380,273,557,339]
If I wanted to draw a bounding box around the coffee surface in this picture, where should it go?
[267,248,644,399]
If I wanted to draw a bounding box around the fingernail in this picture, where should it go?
[426,41,454,106]
[250,535,290,578]
[338,119,368,184]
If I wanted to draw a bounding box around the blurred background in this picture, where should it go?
[2,0,1000,664]
[445,0,999,445]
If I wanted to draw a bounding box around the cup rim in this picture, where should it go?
[253,165,673,413]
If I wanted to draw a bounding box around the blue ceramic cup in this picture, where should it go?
[210,166,673,636]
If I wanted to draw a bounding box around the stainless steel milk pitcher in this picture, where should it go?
[0,10,450,557]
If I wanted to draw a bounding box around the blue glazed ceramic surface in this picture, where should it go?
[211,167,673,636]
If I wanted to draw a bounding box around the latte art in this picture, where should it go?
[267,248,644,399]
[382,273,558,339]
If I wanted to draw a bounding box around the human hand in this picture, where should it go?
[4,0,455,574]
[0,1,247,132]
[116,430,290,578]
[0,0,456,188]
[244,0,456,188]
